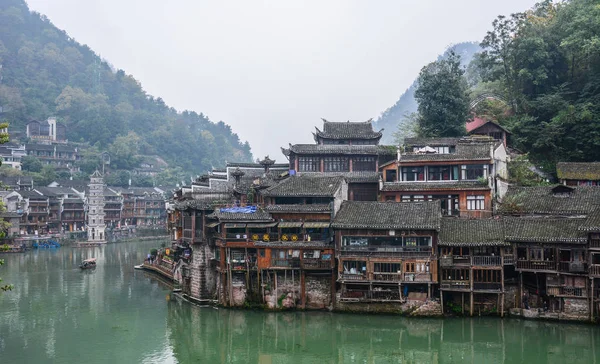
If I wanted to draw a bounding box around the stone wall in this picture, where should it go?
[189,243,217,301]
[335,297,442,317]
[263,271,301,309]
[305,274,332,309]
[230,272,247,306]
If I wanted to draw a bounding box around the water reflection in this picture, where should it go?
[167,301,599,364]
[1,242,599,364]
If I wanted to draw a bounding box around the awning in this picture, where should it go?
[224,223,246,228]
[206,222,220,228]
[278,222,303,228]
[303,222,330,228]
[247,222,278,228]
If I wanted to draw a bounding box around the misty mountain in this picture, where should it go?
[374,42,481,143]
[0,0,253,180]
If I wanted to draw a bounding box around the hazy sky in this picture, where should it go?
[27,0,538,163]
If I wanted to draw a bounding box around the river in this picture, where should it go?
[1,240,599,363]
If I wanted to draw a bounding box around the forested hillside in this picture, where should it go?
[375,42,480,143]
[0,0,253,183]
[471,0,600,171]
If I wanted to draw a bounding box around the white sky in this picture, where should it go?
[26,0,538,163]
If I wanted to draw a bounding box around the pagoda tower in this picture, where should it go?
[87,170,106,243]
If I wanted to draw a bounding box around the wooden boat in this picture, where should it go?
[79,258,97,269]
[134,265,144,270]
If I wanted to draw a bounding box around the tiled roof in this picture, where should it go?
[381,181,489,192]
[174,199,222,211]
[263,175,344,197]
[264,204,331,213]
[227,162,289,169]
[400,143,492,162]
[298,171,380,183]
[466,117,509,134]
[332,201,441,230]
[504,217,587,244]
[18,190,47,199]
[439,218,507,246]
[26,143,54,151]
[315,120,382,140]
[404,138,460,147]
[556,162,600,181]
[254,241,332,248]
[286,144,394,156]
[209,209,273,222]
[579,207,600,231]
[498,185,600,215]
[63,198,84,203]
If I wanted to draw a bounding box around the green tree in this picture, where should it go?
[21,155,43,172]
[414,51,469,137]
[108,132,141,169]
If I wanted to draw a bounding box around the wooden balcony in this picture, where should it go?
[404,272,432,282]
[270,258,300,268]
[473,282,502,292]
[440,280,470,291]
[547,285,587,298]
[472,256,502,267]
[590,265,600,277]
[371,272,402,282]
[341,246,432,258]
[516,260,557,271]
[340,273,367,281]
[559,261,586,273]
[503,255,515,265]
[301,258,333,270]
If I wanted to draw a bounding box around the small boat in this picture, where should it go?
[79,258,97,269]
[134,265,144,270]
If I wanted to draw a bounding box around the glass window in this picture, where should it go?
[461,165,487,180]
[466,195,485,210]
[428,166,458,181]
[401,167,425,181]
[385,169,397,182]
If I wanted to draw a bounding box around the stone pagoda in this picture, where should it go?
[87,170,106,243]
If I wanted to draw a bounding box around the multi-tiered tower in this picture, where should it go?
[87,170,106,243]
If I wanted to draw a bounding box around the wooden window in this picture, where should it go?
[324,157,349,172]
[298,157,320,172]
[385,169,397,182]
[373,263,401,273]
[404,262,415,273]
[427,166,458,181]
[352,156,376,171]
[461,165,487,180]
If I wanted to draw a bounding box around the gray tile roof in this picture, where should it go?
[498,185,600,215]
[504,217,587,244]
[404,137,461,147]
[208,209,273,222]
[579,207,600,231]
[298,171,380,183]
[381,181,489,192]
[332,201,441,230]
[400,143,491,162]
[286,144,394,156]
[315,120,382,140]
[264,204,332,213]
[556,162,600,181]
[439,218,507,246]
[254,241,332,248]
[263,175,344,197]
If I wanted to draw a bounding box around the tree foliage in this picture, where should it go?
[474,0,600,170]
[0,0,253,181]
[414,51,470,137]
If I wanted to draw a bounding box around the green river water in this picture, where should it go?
[1,240,599,363]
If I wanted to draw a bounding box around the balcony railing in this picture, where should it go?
[473,282,502,291]
[403,272,432,282]
[341,246,432,258]
[372,272,402,282]
[340,273,367,281]
[559,261,586,273]
[440,256,454,267]
[590,265,600,276]
[547,285,587,297]
[503,255,515,265]
[301,258,332,269]
[270,258,300,268]
[472,256,502,266]
[440,280,470,290]
[516,260,557,271]
[590,240,600,249]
